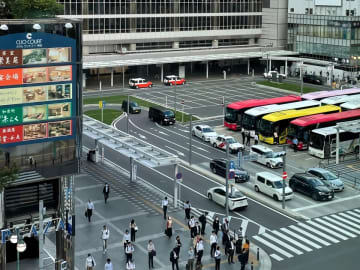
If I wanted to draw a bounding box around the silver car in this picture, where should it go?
[307,168,344,192]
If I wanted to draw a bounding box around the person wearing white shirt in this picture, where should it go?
[161,197,168,219]
[214,246,221,270]
[210,230,218,257]
[85,253,96,270]
[147,240,155,269]
[101,225,110,254]
[196,238,204,265]
[86,200,95,222]
[184,200,191,220]
[126,259,135,270]
[125,242,134,263]
[123,230,131,252]
[104,258,113,270]
[188,216,196,238]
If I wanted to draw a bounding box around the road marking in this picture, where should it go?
[271,230,312,252]
[158,130,170,136]
[258,226,267,235]
[297,223,339,243]
[354,209,360,214]
[75,184,104,191]
[289,225,330,246]
[192,145,210,153]
[323,216,360,234]
[306,220,348,240]
[240,219,249,236]
[338,213,360,225]
[252,235,293,258]
[261,233,303,255]
[165,146,185,156]
[346,210,360,219]
[280,228,321,249]
[314,218,357,238]
[270,254,283,261]
[139,134,147,139]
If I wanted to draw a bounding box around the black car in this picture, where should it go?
[303,74,322,85]
[122,100,141,114]
[148,106,176,125]
[289,173,334,201]
[209,159,249,183]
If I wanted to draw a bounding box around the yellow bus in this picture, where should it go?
[258,105,341,144]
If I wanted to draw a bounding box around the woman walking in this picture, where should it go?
[214,246,221,270]
[130,219,137,242]
[85,253,96,270]
[166,216,173,238]
[147,240,156,269]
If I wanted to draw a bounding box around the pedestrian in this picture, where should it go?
[184,200,191,221]
[196,237,204,266]
[235,229,243,255]
[223,230,230,249]
[214,246,221,270]
[254,133,259,145]
[162,197,168,220]
[166,216,173,238]
[187,246,195,270]
[241,128,245,145]
[193,235,200,255]
[104,258,113,270]
[292,137,298,152]
[170,248,179,270]
[213,216,220,235]
[198,212,207,235]
[147,240,156,269]
[103,183,110,204]
[125,242,134,263]
[86,199,94,222]
[238,248,249,270]
[174,235,182,256]
[130,219,137,242]
[227,238,235,264]
[246,131,251,146]
[210,230,217,257]
[194,221,201,237]
[101,225,110,254]
[221,219,230,245]
[126,258,136,270]
[242,238,250,253]
[123,230,131,252]
[85,253,96,270]
[188,216,196,238]
[274,131,279,144]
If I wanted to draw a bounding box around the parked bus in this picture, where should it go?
[320,94,360,105]
[309,125,360,159]
[242,100,320,133]
[341,99,360,111]
[258,105,341,144]
[287,109,360,150]
[224,95,301,130]
[302,88,360,100]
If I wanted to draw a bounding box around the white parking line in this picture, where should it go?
[271,230,313,252]
[306,220,348,240]
[289,225,330,246]
[165,146,185,157]
[297,223,339,243]
[252,235,293,258]
[240,219,249,236]
[280,228,321,249]
[354,209,360,214]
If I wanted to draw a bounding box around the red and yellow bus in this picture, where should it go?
[287,109,360,150]
[224,95,301,130]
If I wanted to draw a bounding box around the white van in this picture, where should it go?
[254,172,294,201]
[250,145,284,169]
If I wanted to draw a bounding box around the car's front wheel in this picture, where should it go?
[312,192,318,201]
[266,163,271,168]
[192,131,195,136]
[212,143,217,148]
[255,186,260,192]
[273,194,279,201]
[202,136,206,141]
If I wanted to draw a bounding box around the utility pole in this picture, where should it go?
[282,145,286,209]
[174,79,177,118]
[127,95,130,133]
[189,114,193,165]
[300,63,304,96]
[225,143,229,218]
[39,200,44,270]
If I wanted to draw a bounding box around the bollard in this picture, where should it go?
[251,261,254,270]
[257,247,259,261]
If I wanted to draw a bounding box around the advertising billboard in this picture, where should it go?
[0,32,77,146]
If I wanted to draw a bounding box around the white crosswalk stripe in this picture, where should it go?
[289,225,331,246]
[261,233,303,255]
[338,213,360,225]
[322,216,360,235]
[253,235,294,258]
[297,223,339,243]
[240,219,249,237]
[306,220,348,240]
[346,210,360,219]
[354,209,360,214]
[314,218,357,238]
[270,254,283,262]
[331,214,360,229]
[272,230,312,252]
[280,228,321,249]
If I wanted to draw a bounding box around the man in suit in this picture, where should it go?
[170,248,179,270]
[103,183,110,204]
[194,222,201,237]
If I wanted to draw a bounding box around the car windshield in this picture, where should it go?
[273,181,285,189]
[310,178,325,186]
[264,151,275,158]
[203,128,214,133]
[322,172,337,180]
[226,138,237,144]
[273,151,285,158]
[164,111,174,117]
[229,189,244,198]
[130,102,139,107]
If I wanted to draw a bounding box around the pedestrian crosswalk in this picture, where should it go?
[252,209,360,262]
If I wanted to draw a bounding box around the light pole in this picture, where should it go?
[189,114,193,165]
[225,143,230,218]
[282,145,287,209]
[300,64,304,96]
[174,78,177,119]
[9,230,27,270]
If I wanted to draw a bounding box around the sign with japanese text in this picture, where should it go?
[0,68,22,87]
[0,49,22,67]
[0,125,23,144]
[0,107,22,126]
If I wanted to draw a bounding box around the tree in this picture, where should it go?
[0,151,17,191]
[2,0,63,19]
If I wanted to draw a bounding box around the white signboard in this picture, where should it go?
[315,0,341,6]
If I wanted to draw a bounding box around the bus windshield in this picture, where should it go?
[225,108,238,123]
[259,119,273,137]
[310,133,325,150]
[288,125,304,139]
[242,114,257,130]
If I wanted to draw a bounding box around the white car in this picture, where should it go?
[210,135,244,153]
[192,125,217,141]
[207,186,248,210]
[263,71,286,79]
[250,145,285,168]
[255,172,294,201]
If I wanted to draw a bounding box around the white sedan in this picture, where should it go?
[207,186,248,210]
[263,71,286,79]
[192,125,217,141]
[210,135,244,153]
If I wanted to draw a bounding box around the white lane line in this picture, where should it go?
[289,225,330,246]
[297,223,339,243]
[323,216,360,234]
[158,130,170,136]
[314,218,357,238]
[280,228,321,249]
[139,134,147,139]
[258,226,267,235]
[338,213,360,225]
[270,254,283,262]
[331,214,360,229]
[261,233,303,255]
[165,146,185,157]
[252,235,293,258]
[240,219,249,237]
[192,145,210,153]
[306,220,348,240]
[346,210,360,219]
[272,230,313,252]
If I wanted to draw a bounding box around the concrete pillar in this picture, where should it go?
[212,0,219,29]
[212,40,219,48]
[269,56,272,71]
[129,43,136,51]
[247,59,250,75]
[174,0,180,31]
[83,72,87,88]
[206,61,209,79]
[172,41,179,49]
[130,0,137,33]
[161,64,164,82]
[285,59,288,76]
[248,38,255,45]
[110,68,114,87]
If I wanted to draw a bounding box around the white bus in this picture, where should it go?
[341,99,360,111]
[320,94,360,105]
[241,100,320,132]
[309,126,360,159]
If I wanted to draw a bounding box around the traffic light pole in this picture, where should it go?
[282,145,287,209]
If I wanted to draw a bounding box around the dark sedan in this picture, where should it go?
[210,159,249,183]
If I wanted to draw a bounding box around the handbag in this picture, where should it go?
[85,210,88,217]
[135,226,138,232]
[151,250,156,256]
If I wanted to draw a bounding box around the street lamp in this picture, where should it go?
[9,230,27,270]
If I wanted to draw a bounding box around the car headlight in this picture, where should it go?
[331,183,337,188]
[318,192,326,195]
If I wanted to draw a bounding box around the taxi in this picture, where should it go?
[163,75,186,86]
[129,78,153,89]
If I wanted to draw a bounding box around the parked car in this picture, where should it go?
[210,158,249,183]
[263,71,286,79]
[250,145,285,168]
[207,186,248,210]
[303,74,322,85]
[192,125,217,141]
[254,172,293,201]
[210,135,244,153]
[129,78,153,89]
[289,173,334,201]
[307,168,344,192]
[122,100,141,114]
[148,106,175,125]
[163,75,186,86]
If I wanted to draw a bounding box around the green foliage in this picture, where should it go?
[84,109,123,125]
[257,80,319,94]
[0,153,18,190]
[6,0,63,19]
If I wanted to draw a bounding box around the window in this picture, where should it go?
[257,176,265,183]
[266,180,273,187]
[290,8,294,13]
